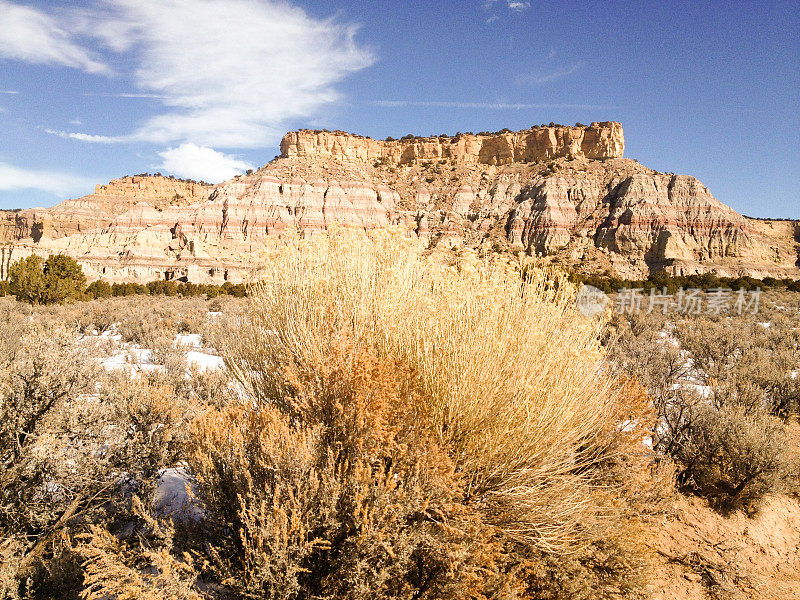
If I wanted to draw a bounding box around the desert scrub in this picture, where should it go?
[674,314,800,418]
[0,319,200,599]
[200,226,647,598]
[608,310,796,512]
[112,296,208,345]
[189,341,505,600]
[672,403,789,512]
[223,228,620,551]
[0,232,656,598]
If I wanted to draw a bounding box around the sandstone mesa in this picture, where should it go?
[1,122,797,283]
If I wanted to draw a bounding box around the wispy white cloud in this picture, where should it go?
[484,0,530,12]
[44,128,123,143]
[61,0,374,148]
[516,61,585,85]
[0,161,95,197]
[84,92,168,99]
[3,0,373,151]
[0,0,110,74]
[0,90,20,94]
[486,15,499,24]
[158,143,252,183]
[371,99,613,110]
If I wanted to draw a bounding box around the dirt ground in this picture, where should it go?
[646,493,800,600]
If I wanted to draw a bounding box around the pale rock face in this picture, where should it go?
[0,176,212,243]
[452,186,476,216]
[280,122,625,166]
[593,174,752,266]
[510,178,581,254]
[414,184,433,206]
[375,184,399,212]
[1,124,798,283]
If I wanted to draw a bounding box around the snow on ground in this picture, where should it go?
[671,382,713,398]
[186,350,224,372]
[175,333,203,348]
[81,314,225,376]
[153,466,204,521]
[655,329,680,348]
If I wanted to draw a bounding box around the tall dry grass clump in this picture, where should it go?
[222,228,619,552]
[190,340,504,599]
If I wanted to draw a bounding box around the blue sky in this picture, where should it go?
[0,0,797,217]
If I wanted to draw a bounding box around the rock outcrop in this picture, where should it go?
[0,176,212,243]
[1,124,797,283]
[280,122,625,165]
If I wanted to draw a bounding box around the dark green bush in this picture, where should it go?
[8,254,85,304]
[111,282,148,296]
[571,269,800,295]
[85,280,112,299]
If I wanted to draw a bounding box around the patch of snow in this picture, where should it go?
[101,346,163,373]
[175,333,202,348]
[100,352,129,371]
[80,327,224,376]
[670,382,713,399]
[689,384,713,398]
[655,330,681,348]
[655,418,670,441]
[153,466,203,521]
[186,351,224,372]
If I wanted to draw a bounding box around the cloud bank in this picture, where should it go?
[39,0,374,148]
[158,144,253,183]
[1,0,374,183]
[0,0,109,74]
[0,161,96,197]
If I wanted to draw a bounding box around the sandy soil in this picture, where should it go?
[647,493,800,600]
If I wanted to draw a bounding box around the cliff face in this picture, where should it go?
[499,167,788,277]
[1,124,797,283]
[0,176,212,243]
[280,122,624,166]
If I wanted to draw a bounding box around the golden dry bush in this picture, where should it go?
[190,340,505,600]
[79,519,202,600]
[223,227,623,553]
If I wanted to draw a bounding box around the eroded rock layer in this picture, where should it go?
[1,125,797,283]
[280,122,624,165]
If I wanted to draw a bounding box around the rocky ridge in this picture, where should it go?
[280,121,624,165]
[1,123,797,283]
